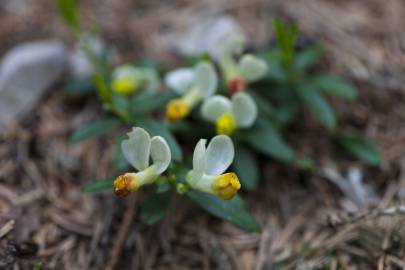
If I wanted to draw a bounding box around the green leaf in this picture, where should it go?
[113,144,130,172]
[312,74,357,100]
[70,118,121,143]
[111,92,130,120]
[297,84,336,130]
[57,0,80,33]
[250,91,277,117]
[131,91,174,116]
[273,18,289,54]
[62,78,94,96]
[187,191,261,233]
[137,118,183,162]
[156,181,171,193]
[273,102,300,127]
[182,53,211,67]
[250,88,299,128]
[294,158,316,172]
[272,17,298,65]
[93,74,111,103]
[246,119,295,162]
[233,146,259,191]
[262,51,286,81]
[141,190,171,224]
[83,178,114,193]
[336,133,381,166]
[294,45,323,71]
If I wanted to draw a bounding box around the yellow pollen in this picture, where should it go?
[112,78,139,95]
[216,113,236,136]
[113,173,139,197]
[212,172,241,200]
[166,99,190,122]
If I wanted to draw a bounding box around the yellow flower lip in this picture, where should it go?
[212,172,241,200]
[166,98,190,122]
[113,173,139,197]
[112,78,139,95]
[216,113,236,136]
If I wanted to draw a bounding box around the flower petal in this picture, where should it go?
[238,54,268,82]
[112,65,138,79]
[231,92,258,127]
[204,135,234,175]
[150,136,171,174]
[201,95,232,123]
[140,68,160,93]
[220,35,245,58]
[194,62,218,98]
[164,68,194,95]
[121,127,151,171]
[192,139,207,181]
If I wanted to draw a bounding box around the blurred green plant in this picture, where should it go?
[58,0,380,232]
[57,0,80,33]
[254,18,379,166]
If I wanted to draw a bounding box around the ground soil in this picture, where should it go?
[1,0,405,269]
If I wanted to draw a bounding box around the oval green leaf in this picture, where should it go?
[297,84,336,130]
[313,74,357,100]
[70,118,121,143]
[141,190,172,225]
[187,191,261,233]
[336,134,381,166]
[233,145,259,191]
[83,178,114,193]
[246,119,295,162]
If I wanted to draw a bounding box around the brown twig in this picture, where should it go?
[105,195,138,270]
[0,219,15,238]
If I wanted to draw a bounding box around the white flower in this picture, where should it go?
[186,135,241,200]
[111,65,160,95]
[238,54,268,82]
[220,34,245,61]
[165,61,218,121]
[201,92,258,135]
[114,127,171,197]
[219,35,268,94]
[164,68,194,94]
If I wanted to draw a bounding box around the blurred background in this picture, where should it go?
[1,0,405,269]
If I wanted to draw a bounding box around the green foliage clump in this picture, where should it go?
[58,0,380,232]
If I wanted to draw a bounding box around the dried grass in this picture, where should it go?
[1,0,405,269]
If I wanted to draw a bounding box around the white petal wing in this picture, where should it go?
[192,139,207,181]
[150,136,171,174]
[231,92,258,127]
[201,95,232,123]
[164,68,194,95]
[220,35,245,58]
[238,54,268,82]
[140,68,160,93]
[121,127,151,171]
[112,65,138,79]
[194,62,218,98]
[204,135,234,175]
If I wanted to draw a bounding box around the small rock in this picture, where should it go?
[0,40,67,130]
[322,166,378,208]
[0,0,30,15]
[171,15,244,60]
[347,167,377,207]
